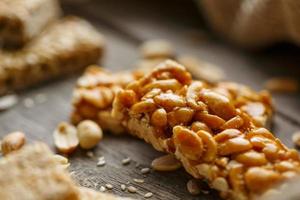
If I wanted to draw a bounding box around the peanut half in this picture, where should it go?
[53,122,78,154]
[1,131,26,155]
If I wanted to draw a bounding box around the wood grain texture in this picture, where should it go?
[0,0,300,199]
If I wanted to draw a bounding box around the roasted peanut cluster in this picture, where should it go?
[72,62,272,137]
[112,60,300,200]
[71,66,140,134]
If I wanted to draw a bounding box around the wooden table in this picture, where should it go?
[1,0,300,199]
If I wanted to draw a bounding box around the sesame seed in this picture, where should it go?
[0,94,18,111]
[121,184,126,191]
[105,184,113,190]
[144,192,153,198]
[100,186,106,192]
[141,167,150,174]
[86,151,94,158]
[122,157,131,165]
[127,186,137,193]
[23,98,34,108]
[97,159,106,167]
[133,178,144,183]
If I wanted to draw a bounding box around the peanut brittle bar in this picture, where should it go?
[71,66,140,134]
[0,16,104,95]
[0,0,61,48]
[71,62,272,134]
[111,60,300,200]
[0,142,131,200]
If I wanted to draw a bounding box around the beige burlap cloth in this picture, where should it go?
[198,0,300,48]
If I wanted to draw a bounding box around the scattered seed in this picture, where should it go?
[97,160,106,167]
[187,179,201,195]
[264,77,299,93]
[151,154,182,171]
[135,163,140,168]
[23,98,35,108]
[127,186,137,193]
[144,192,153,198]
[105,184,113,190]
[141,167,150,174]
[86,151,94,158]
[35,93,47,103]
[121,184,126,191]
[122,157,131,165]
[292,131,300,147]
[0,94,18,111]
[97,156,106,167]
[100,186,106,192]
[133,178,144,183]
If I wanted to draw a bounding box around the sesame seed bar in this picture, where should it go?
[111,60,300,200]
[0,16,104,95]
[0,142,132,200]
[0,0,61,48]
